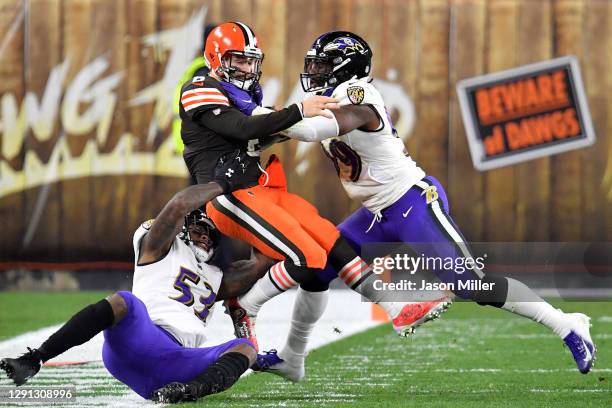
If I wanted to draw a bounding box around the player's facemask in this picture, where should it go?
[300,56,335,93]
[180,210,220,263]
[220,51,263,91]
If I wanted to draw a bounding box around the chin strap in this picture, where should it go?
[189,243,213,263]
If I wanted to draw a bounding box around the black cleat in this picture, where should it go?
[1,348,43,386]
[151,382,198,404]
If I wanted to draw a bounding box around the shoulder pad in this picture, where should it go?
[181,77,230,112]
[332,79,383,107]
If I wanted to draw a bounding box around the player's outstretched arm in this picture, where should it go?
[138,150,251,264]
[255,104,378,142]
[138,183,224,264]
[195,95,339,142]
[332,104,380,134]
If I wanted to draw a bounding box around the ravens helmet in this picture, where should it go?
[180,209,220,262]
[300,31,372,94]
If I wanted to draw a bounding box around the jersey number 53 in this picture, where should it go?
[170,266,216,322]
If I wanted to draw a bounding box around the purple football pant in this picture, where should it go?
[102,291,252,399]
[319,176,484,298]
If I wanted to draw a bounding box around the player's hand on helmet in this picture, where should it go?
[300,95,339,119]
[212,150,250,194]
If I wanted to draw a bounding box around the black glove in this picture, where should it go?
[212,150,249,194]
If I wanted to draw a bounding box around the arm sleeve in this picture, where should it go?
[252,106,339,142]
[195,104,304,141]
[132,223,152,259]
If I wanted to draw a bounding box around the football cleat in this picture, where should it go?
[224,298,259,352]
[562,313,596,374]
[151,382,197,403]
[252,349,283,371]
[392,298,452,337]
[251,349,304,383]
[0,347,43,386]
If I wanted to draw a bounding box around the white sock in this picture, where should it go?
[238,262,297,316]
[501,278,569,338]
[336,256,409,319]
[280,288,329,365]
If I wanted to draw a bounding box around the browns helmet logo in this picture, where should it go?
[347,85,365,105]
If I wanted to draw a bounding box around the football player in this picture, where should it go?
[254,31,596,378]
[0,151,270,403]
[179,21,451,354]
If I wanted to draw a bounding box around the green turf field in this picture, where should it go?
[0,292,610,407]
[0,291,111,341]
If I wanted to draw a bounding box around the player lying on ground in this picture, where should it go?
[251,31,596,379]
[0,151,272,404]
[179,21,451,353]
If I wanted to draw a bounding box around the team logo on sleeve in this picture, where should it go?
[141,219,155,230]
[347,86,365,105]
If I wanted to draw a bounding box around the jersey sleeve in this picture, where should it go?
[196,103,303,141]
[132,219,155,261]
[331,79,385,108]
[180,79,231,119]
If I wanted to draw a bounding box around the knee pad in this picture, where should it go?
[474,276,508,308]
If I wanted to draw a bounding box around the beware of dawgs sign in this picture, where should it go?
[457,56,595,171]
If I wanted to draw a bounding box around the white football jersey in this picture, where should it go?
[322,78,425,213]
[131,220,223,348]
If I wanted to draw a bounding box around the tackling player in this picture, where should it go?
[0,151,270,403]
[179,21,451,353]
[255,31,596,378]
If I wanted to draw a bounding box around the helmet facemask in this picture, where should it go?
[180,211,219,263]
[218,49,264,91]
[300,55,336,93]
